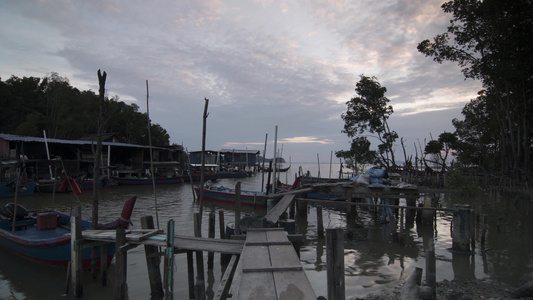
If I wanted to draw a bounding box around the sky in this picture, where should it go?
[0,0,481,163]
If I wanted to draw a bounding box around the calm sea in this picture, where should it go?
[0,163,532,299]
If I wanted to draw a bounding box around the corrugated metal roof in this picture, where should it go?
[0,133,148,149]
[219,149,260,154]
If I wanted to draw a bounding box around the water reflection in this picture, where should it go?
[0,167,532,299]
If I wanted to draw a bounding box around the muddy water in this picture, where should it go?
[0,164,531,299]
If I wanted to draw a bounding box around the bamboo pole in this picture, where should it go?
[261,133,268,193]
[146,80,160,229]
[273,126,278,193]
[199,98,209,217]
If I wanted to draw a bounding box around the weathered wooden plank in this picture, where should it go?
[265,195,295,223]
[82,230,245,254]
[232,228,316,300]
[273,270,317,300]
[243,266,302,272]
[213,255,239,300]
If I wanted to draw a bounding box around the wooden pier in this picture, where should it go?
[67,181,467,299]
[229,228,316,300]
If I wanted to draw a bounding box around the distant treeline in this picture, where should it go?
[0,72,170,146]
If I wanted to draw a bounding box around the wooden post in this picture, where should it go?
[100,243,108,286]
[194,213,206,300]
[218,210,225,239]
[70,211,83,298]
[317,205,324,239]
[115,228,127,300]
[234,182,241,235]
[141,216,164,297]
[296,198,307,220]
[187,251,195,299]
[326,228,345,300]
[452,204,472,252]
[165,219,175,300]
[208,206,215,269]
[480,214,487,246]
[420,196,436,226]
[426,239,436,299]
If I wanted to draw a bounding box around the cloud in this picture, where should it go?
[0,0,482,162]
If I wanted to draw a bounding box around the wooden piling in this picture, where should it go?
[187,251,195,299]
[208,206,215,269]
[452,204,472,252]
[317,205,324,239]
[480,214,487,246]
[115,228,127,300]
[70,211,83,298]
[426,239,436,299]
[326,228,345,300]
[165,219,175,300]
[234,182,242,235]
[100,243,108,286]
[194,213,206,300]
[140,216,164,297]
[218,210,225,239]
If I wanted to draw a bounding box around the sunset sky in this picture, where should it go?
[1,1,481,163]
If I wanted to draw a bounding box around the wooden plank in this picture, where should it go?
[213,255,239,300]
[265,195,295,223]
[232,228,316,300]
[82,230,245,254]
[273,270,317,299]
[245,241,292,246]
[243,266,302,272]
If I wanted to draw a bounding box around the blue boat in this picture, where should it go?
[0,181,36,198]
[0,196,137,268]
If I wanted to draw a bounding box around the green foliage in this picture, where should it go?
[340,75,397,169]
[0,73,171,146]
[418,0,533,178]
[336,136,378,173]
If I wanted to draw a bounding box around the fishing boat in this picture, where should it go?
[112,175,182,186]
[182,164,218,182]
[0,180,37,198]
[0,196,137,268]
[194,185,267,207]
[0,160,36,198]
[112,161,183,186]
[217,170,251,178]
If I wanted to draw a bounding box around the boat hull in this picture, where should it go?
[0,182,36,198]
[0,196,136,268]
[111,176,182,186]
[194,187,267,207]
[0,216,113,268]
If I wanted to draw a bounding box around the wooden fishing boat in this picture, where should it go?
[0,181,37,198]
[111,175,182,186]
[77,176,116,190]
[217,170,251,178]
[0,196,137,268]
[298,175,351,184]
[112,161,183,186]
[183,164,218,182]
[194,185,267,207]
